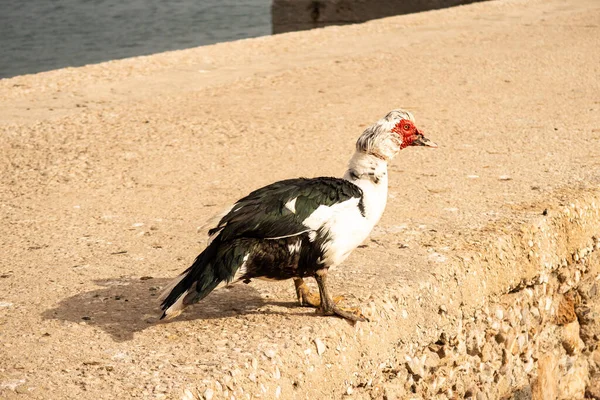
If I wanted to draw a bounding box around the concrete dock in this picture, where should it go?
[1,0,599,398]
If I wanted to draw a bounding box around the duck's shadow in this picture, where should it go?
[42,278,303,342]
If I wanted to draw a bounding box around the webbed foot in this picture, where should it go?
[316,305,368,322]
[312,272,368,323]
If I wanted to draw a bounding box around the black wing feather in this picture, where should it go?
[209,177,363,241]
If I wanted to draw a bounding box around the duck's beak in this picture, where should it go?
[413,133,438,148]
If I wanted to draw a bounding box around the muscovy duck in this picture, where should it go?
[160,109,436,322]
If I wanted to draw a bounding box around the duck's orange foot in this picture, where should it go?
[316,305,368,323]
[294,278,343,307]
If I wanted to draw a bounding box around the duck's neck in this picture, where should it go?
[343,152,388,184]
[343,151,389,224]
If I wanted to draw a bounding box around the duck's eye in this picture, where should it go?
[403,124,410,130]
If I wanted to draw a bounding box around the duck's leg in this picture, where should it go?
[294,277,344,308]
[314,270,367,322]
[294,278,321,307]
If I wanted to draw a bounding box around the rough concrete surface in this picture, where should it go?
[1,0,600,399]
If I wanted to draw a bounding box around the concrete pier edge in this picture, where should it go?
[1,0,599,398]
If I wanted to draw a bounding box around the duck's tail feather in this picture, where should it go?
[159,238,224,320]
[159,237,252,320]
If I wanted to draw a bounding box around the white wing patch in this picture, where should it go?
[284,197,297,214]
[266,198,360,241]
[301,204,335,230]
[301,198,361,230]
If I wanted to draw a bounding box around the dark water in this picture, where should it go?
[0,0,271,78]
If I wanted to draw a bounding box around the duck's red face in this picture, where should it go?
[392,119,437,149]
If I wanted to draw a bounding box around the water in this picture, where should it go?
[0,0,271,79]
